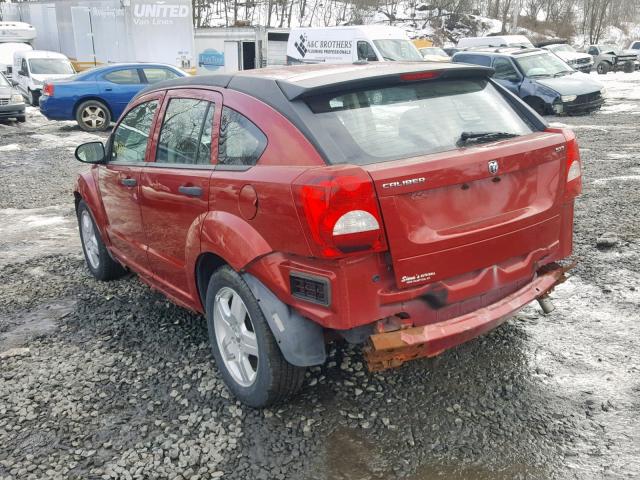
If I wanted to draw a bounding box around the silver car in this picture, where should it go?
[0,72,26,122]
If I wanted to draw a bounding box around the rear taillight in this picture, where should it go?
[43,83,54,97]
[293,166,387,258]
[546,127,582,199]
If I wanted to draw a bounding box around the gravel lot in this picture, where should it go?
[1,73,639,480]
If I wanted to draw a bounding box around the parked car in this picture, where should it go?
[419,47,450,62]
[0,42,32,79]
[286,26,423,64]
[542,43,593,73]
[0,72,25,122]
[72,62,581,406]
[39,63,187,131]
[13,50,76,105]
[453,48,605,115]
[457,35,533,49]
[586,45,638,74]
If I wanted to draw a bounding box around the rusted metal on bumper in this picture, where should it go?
[364,263,568,372]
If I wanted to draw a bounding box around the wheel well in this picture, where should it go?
[196,252,228,310]
[73,97,113,119]
[523,96,545,113]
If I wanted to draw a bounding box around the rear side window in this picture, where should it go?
[143,67,180,84]
[304,79,533,165]
[218,107,267,166]
[104,69,141,84]
[156,98,214,165]
[111,100,158,163]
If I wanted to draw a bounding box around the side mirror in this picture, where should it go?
[10,80,18,87]
[75,141,106,164]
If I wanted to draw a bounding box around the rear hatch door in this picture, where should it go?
[365,132,568,288]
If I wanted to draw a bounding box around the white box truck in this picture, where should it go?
[286,26,423,64]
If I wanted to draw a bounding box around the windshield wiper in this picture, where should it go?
[457,131,518,146]
[553,70,574,77]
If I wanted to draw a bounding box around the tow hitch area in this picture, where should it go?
[364,263,571,372]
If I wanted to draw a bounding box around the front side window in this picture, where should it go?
[588,47,599,56]
[143,68,180,84]
[28,59,75,75]
[111,100,158,163]
[372,39,423,61]
[304,79,533,165]
[104,69,141,85]
[357,41,378,61]
[218,107,267,166]
[156,98,214,165]
[493,58,520,81]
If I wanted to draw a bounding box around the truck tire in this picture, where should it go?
[77,200,126,281]
[597,61,611,75]
[17,115,26,123]
[624,61,635,73]
[76,100,111,132]
[27,89,40,106]
[205,266,306,408]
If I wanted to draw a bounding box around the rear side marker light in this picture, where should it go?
[400,71,440,82]
[290,273,330,306]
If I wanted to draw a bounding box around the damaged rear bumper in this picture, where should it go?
[364,263,568,371]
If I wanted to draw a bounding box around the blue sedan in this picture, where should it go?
[39,63,187,131]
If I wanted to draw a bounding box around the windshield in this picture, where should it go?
[29,58,75,75]
[373,39,423,61]
[516,53,573,77]
[304,79,533,164]
[549,44,575,53]
[421,47,448,57]
[0,73,9,87]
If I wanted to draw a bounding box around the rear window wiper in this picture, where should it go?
[457,131,518,146]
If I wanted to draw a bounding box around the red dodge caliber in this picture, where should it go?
[73,63,581,407]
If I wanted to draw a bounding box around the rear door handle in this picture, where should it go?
[105,88,113,91]
[120,178,137,187]
[178,185,203,197]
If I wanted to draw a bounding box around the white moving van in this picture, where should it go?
[457,35,533,49]
[13,50,76,106]
[286,26,423,64]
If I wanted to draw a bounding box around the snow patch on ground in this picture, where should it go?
[0,144,20,152]
[593,175,640,185]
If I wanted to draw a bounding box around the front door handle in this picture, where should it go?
[120,178,137,187]
[178,185,203,197]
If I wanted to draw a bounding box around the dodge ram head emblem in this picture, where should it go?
[488,160,499,175]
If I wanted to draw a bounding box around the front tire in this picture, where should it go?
[76,100,111,132]
[77,200,126,281]
[205,266,305,407]
[27,89,40,106]
[17,115,26,123]
[597,61,611,75]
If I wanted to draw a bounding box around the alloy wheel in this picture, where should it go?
[80,210,100,269]
[81,106,106,129]
[213,286,259,387]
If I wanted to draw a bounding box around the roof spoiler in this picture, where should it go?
[277,66,495,101]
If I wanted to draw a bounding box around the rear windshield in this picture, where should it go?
[304,79,533,165]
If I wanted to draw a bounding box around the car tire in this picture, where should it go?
[76,100,111,132]
[205,266,305,408]
[77,200,126,281]
[27,89,40,106]
[597,61,611,75]
[624,62,635,73]
[17,115,26,123]
[525,97,545,116]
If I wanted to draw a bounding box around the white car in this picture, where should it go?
[542,44,594,73]
[13,50,76,106]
